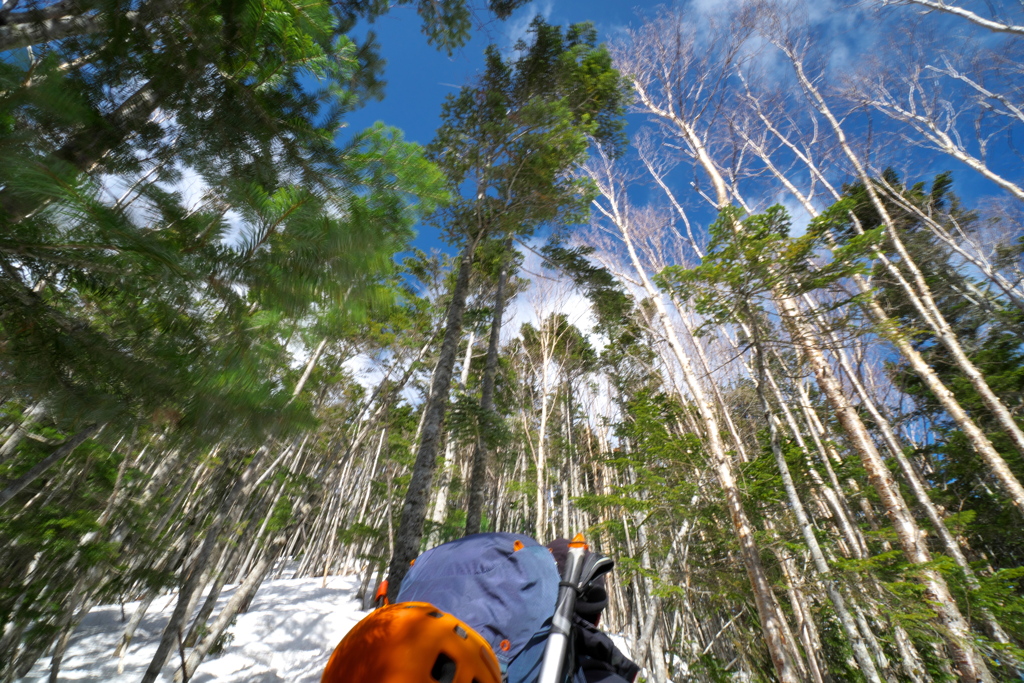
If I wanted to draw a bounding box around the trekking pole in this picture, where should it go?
[538,534,589,683]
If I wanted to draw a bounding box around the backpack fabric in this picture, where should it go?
[396,532,583,683]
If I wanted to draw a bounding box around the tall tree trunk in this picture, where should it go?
[780,40,1024,513]
[466,244,511,535]
[287,337,328,404]
[114,543,188,669]
[183,529,250,647]
[140,453,261,683]
[428,330,475,544]
[534,358,552,541]
[741,85,1024,514]
[779,291,992,682]
[746,312,885,683]
[635,521,672,682]
[590,158,803,683]
[632,35,995,672]
[176,533,289,681]
[819,316,1019,657]
[1,79,161,224]
[0,424,101,508]
[0,400,48,464]
[387,240,478,600]
[0,0,179,52]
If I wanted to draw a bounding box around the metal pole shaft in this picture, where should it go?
[539,535,588,683]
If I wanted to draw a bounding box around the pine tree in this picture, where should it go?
[386,17,627,598]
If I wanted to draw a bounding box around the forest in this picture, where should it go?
[1,0,1024,681]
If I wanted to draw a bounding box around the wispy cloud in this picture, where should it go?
[343,353,387,392]
[778,194,813,237]
[500,0,555,57]
[500,237,605,354]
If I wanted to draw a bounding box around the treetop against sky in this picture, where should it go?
[3,1,1024,681]
[339,0,1022,259]
[340,0,643,256]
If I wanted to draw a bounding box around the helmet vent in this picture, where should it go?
[453,625,468,639]
[431,652,457,683]
[427,610,444,619]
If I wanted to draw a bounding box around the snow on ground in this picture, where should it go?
[17,573,368,683]
[16,568,638,683]
[608,634,632,662]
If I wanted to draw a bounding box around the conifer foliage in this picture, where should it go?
[2,1,1024,682]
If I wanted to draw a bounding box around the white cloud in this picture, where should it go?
[778,194,813,237]
[343,352,387,392]
[501,0,555,57]
[171,166,209,210]
[689,0,749,20]
[502,237,605,353]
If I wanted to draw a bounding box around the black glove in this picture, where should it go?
[574,615,640,683]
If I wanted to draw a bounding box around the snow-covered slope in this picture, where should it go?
[17,575,368,682]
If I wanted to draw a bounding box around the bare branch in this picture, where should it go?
[884,0,1024,35]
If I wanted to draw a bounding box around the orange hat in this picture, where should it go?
[321,602,502,683]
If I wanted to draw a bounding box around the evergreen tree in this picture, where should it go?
[386,17,626,598]
[0,0,448,495]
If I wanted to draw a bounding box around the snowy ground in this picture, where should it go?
[17,573,369,683]
[17,570,636,683]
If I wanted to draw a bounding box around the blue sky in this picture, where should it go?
[337,0,1024,265]
[342,1,656,257]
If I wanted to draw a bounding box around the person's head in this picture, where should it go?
[321,602,502,683]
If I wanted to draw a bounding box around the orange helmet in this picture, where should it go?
[321,602,502,683]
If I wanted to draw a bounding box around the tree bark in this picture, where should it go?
[176,534,288,681]
[898,0,1024,34]
[0,79,160,224]
[465,242,511,535]
[0,0,179,52]
[821,317,1020,655]
[779,291,992,683]
[780,40,1024,513]
[641,28,1004,674]
[0,424,101,508]
[140,454,260,683]
[0,400,48,464]
[590,154,803,683]
[0,9,108,52]
[428,329,474,544]
[533,353,552,541]
[386,240,478,600]
[746,311,885,683]
[739,74,1024,514]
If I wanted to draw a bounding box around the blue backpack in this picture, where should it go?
[396,532,584,683]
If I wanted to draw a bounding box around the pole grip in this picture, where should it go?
[538,541,587,683]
